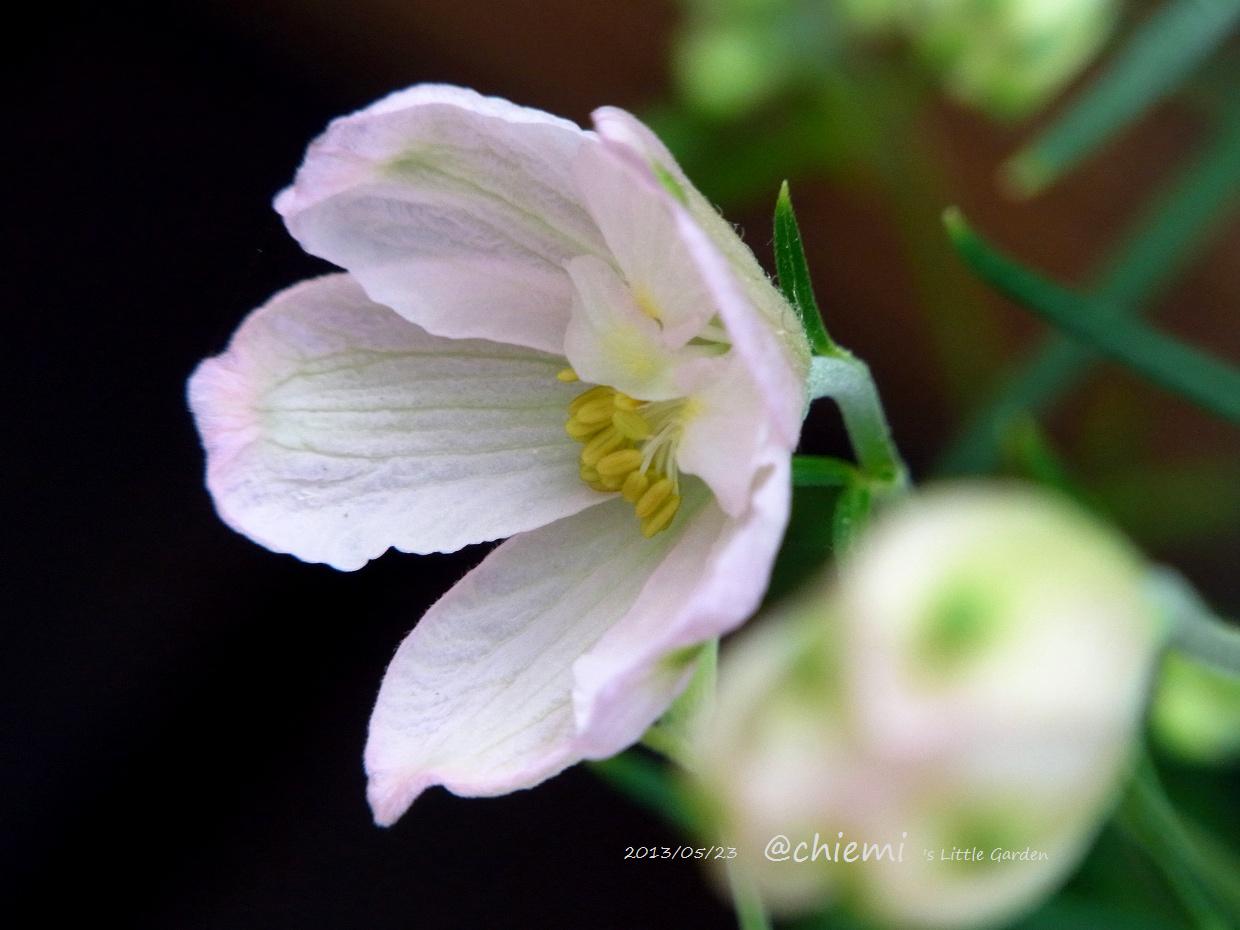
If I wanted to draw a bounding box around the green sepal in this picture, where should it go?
[774,181,836,356]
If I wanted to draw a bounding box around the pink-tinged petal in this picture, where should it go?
[591,107,810,443]
[275,84,609,354]
[591,104,793,323]
[187,274,597,571]
[571,142,717,348]
[364,489,713,825]
[563,255,695,401]
[675,355,774,517]
[572,453,791,758]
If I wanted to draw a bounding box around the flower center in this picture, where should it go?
[558,368,687,538]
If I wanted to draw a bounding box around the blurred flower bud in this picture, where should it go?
[695,484,1162,927]
[674,0,887,120]
[906,0,1120,119]
[1151,651,1240,765]
[675,21,791,119]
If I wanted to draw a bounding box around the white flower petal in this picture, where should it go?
[591,105,792,327]
[563,255,690,400]
[572,141,718,348]
[591,107,810,443]
[187,274,598,571]
[275,84,609,353]
[675,355,773,517]
[572,453,791,757]
[364,490,713,825]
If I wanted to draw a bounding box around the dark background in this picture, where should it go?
[5,2,1237,928]
[4,4,732,927]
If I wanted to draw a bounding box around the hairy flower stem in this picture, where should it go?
[808,353,907,490]
[1147,567,1240,677]
[726,860,772,930]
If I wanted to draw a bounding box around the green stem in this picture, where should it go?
[642,640,718,769]
[808,354,908,484]
[591,752,771,930]
[726,859,772,930]
[1146,567,1240,677]
[1118,754,1240,928]
[791,455,860,488]
[587,751,696,834]
[944,209,1240,423]
[939,111,1240,473]
[775,176,910,491]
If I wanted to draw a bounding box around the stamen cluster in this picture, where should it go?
[559,369,683,537]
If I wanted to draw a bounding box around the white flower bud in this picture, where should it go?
[906,0,1120,118]
[696,483,1162,927]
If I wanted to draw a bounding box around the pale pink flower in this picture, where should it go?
[188,85,809,825]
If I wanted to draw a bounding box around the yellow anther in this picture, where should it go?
[574,396,615,425]
[621,471,650,503]
[581,427,628,466]
[596,449,643,478]
[641,494,681,537]
[561,370,688,532]
[569,385,612,414]
[565,416,606,441]
[635,477,674,518]
[599,472,628,491]
[612,409,652,440]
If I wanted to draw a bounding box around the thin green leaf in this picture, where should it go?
[1004,0,1240,196]
[944,209,1240,423]
[774,181,835,355]
[940,108,1240,473]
